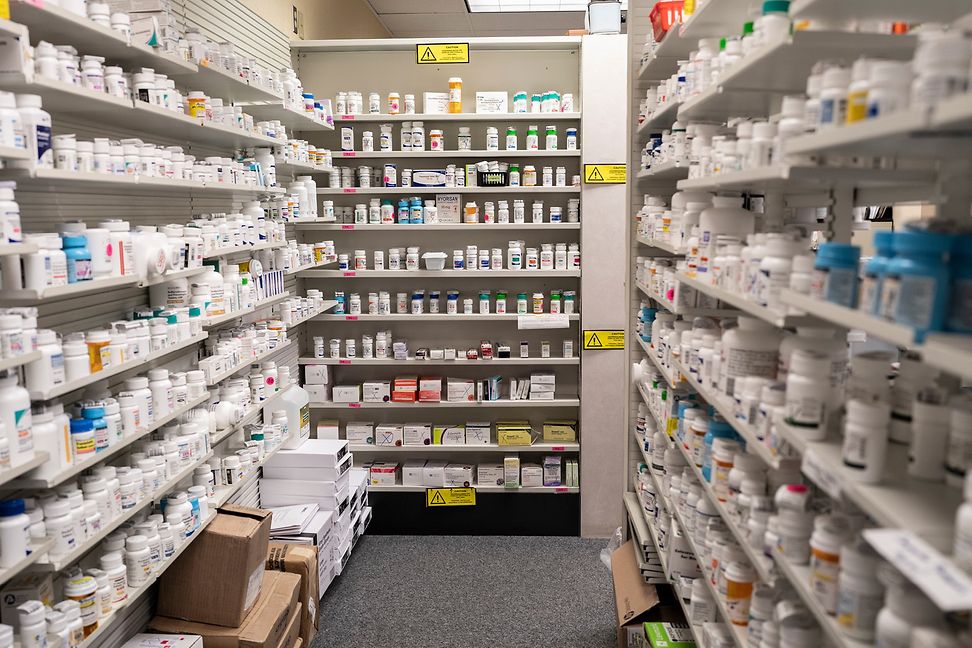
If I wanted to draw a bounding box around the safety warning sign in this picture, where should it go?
[583,329,625,350]
[416,43,470,64]
[426,487,477,507]
[583,164,627,184]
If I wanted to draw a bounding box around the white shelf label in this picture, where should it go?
[864,529,972,611]
[517,314,570,330]
[801,448,842,500]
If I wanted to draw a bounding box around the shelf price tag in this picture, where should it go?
[342,152,356,157]
[344,315,358,321]
[343,271,356,277]
[348,403,361,409]
[801,448,842,500]
[863,529,972,611]
[583,164,627,184]
[341,115,355,120]
[426,487,476,507]
[342,188,357,194]
[583,330,625,350]
[554,487,569,494]
[552,446,566,452]
[339,359,352,365]
[341,224,355,229]
[416,43,469,65]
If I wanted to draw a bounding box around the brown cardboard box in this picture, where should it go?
[612,540,684,648]
[150,571,300,648]
[277,605,300,648]
[266,543,320,646]
[158,505,273,627]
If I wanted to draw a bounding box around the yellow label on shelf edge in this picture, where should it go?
[583,330,625,350]
[583,164,627,184]
[426,487,477,506]
[416,43,469,64]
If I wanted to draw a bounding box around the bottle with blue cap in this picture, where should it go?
[880,227,952,340]
[0,498,29,568]
[82,406,108,453]
[69,418,96,459]
[948,233,972,334]
[859,231,894,316]
[62,234,92,284]
[812,242,860,308]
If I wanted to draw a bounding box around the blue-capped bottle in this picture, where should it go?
[396,199,409,224]
[859,231,894,316]
[409,198,423,224]
[880,228,951,340]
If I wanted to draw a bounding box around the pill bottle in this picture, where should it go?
[0,499,28,568]
[809,515,852,614]
[841,399,890,484]
[100,551,128,607]
[835,539,884,641]
[724,561,756,625]
[63,574,99,636]
[881,229,951,339]
[784,350,830,436]
[810,242,860,308]
[124,534,151,587]
[448,77,462,113]
[62,235,93,283]
[17,601,46,648]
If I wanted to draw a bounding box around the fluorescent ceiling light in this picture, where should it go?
[467,0,627,12]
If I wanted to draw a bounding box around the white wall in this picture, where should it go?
[579,33,629,538]
[241,0,390,39]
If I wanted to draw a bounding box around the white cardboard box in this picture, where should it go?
[433,424,465,445]
[346,422,375,444]
[436,194,461,223]
[362,380,391,403]
[122,635,203,648]
[521,463,543,487]
[475,91,508,113]
[375,423,404,446]
[332,384,360,403]
[465,422,491,445]
[369,462,399,486]
[403,422,432,446]
[444,463,474,487]
[304,384,329,402]
[402,460,426,486]
[423,91,449,113]
[422,460,448,487]
[265,438,349,469]
[477,463,504,487]
[263,452,352,482]
[447,379,475,402]
[316,419,340,439]
[504,455,520,487]
[304,364,330,385]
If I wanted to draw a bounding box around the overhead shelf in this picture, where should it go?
[333,150,581,159]
[675,164,935,194]
[634,236,685,255]
[636,280,735,318]
[0,168,282,197]
[334,112,581,122]
[315,186,581,194]
[299,269,580,278]
[169,61,282,103]
[297,222,581,231]
[676,273,820,327]
[636,162,689,182]
[238,102,334,131]
[130,102,282,148]
[310,398,581,409]
[369,484,579,493]
[0,274,140,304]
[349,442,579,453]
[312,313,580,323]
[678,0,753,40]
[299,356,578,366]
[637,100,679,132]
[790,0,972,23]
[638,28,694,81]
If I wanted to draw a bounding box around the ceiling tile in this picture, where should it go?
[470,10,584,29]
[367,0,467,14]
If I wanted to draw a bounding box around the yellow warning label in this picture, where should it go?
[416,43,469,65]
[583,330,625,350]
[426,487,477,507]
[0,0,9,20]
[584,164,627,184]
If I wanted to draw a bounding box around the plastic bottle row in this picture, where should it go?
[177,29,288,99]
[193,321,294,386]
[331,288,578,317]
[335,241,579,272]
[324,196,580,226]
[338,123,578,153]
[333,86,575,116]
[310,332,575,361]
[325,161,579,190]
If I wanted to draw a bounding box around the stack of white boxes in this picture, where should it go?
[529,372,556,400]
[105,0,183,51]
[303,365,331,402]
[261,438,370,589]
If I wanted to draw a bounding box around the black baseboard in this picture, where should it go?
[366,492,580,535]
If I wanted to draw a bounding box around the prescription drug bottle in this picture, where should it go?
[448,77,462,113]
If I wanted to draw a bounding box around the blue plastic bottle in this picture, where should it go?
[396,199,409,224]
[701,417,736,482]
[859,231,894,316]
[82,406,108,452]
[948,234,972,333]
[409,198,423,224]
[639,306,657,342]
[881,229,951,340]
[62,235,92,284]
[813,242,860,308]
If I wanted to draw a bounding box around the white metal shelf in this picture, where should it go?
[675,273,819,327]
[638,28,694,81]
[791,0,972,23]
[0,274,141,304]
[349,442,579,453]
[284,257,337,275]
[29,332,206,401]
[316,186,581,195]
[201,291,291,329]
[312,313,580,323]
[677,0,752,39]
[204,339,293,387]
[274,159,324,175]
[623,490,669,584]
[784,108,933,158]
[203,240,285,259]
[0,146,30,161]
[130,101,283,148]
[9,0,196,76]
[368,483,579,493]
[210,387,289,447]
[637,101,679,132]
[636,336,683,389]
[634,236,684,255]
[284,301,339,329]
[169,61,282,103]
[0,451,50,488]
[779,289,915,347]
[0,349,41,373]
[636,162,689,182]
[292,36,581,52]
[332,150,581,159]
[0,242,36,256]
[676,164,935,195]
[137,266,209,288]
[0,167,283,196]
[298,222,581,231]
[299,269,580,278]
[635,280,735,318]
[0,537,54,588]
[238,102,334,131]
[298,356,578,366]
[5,393,210,490]
[310,398,580,409]
[334,113,582,123]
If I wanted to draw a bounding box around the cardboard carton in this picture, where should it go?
[121,635,203,648]
[266,543,319,647]
[644,622,696,648]
[612,540,685,648]
[151,570,300,648]
[157,505,272,627]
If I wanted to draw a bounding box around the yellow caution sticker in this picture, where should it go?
[584,164,627,184]
[583,329,625,350]
[0,0,8,20]
[416,43,469,64]
[426,487,476,507]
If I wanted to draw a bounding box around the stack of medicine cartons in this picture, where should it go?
[261,438,359,584]
[104,0,184,51]
[529,372,556,400]
[266,503,336,596]
[303,364,330,402]
[148,504,315,648]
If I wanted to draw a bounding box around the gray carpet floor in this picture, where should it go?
[312,535,616,648]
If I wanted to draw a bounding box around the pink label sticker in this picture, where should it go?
[342,152,356,157]
[341,115,356,120]
[552,445,565,452]
[345,315,358,321]
[342,188,356,193]
[339,359,352,365]
[343,271,356,277]
[555,487,569,493]
[341,224,355,230]
[348,402,361,408]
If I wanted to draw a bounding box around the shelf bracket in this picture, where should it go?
[825,186,854,243]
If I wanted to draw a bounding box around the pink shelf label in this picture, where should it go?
[552,446,566,452]
[554,487,569,493]
[342,188,356,194]
[341,224,355,229]
[343,271,356,277]
[339,359,352,365]
[341,115,356,120]
[342,151,356,157]
[348,403,361,408]
[345,315,358,321]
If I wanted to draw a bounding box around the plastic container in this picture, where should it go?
[947,233,972,333]
[724,561,756,626]
[835,540,884,641]
[881,229,952,339]
[784,349,831,436]
[841,399,890,483]
[63,574,98,636]
[811,243,860,308]
[859,230,894,316]
[0,499,28,568]
[809,515,852,614]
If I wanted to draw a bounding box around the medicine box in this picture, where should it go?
[503,455,520,488]
[423,91,449,113]
[475,91,508,113]
[411,170,447,187]
[375,423,404,446]
[264,451,352,484]
[436,194,461,223]
[392,376,418,402]
[362,380,391,403]
[444,463,474,487]
[477,463,504,486]
[423,460,448,487]
[369,462,399,486]
[345,422,374,445]
[122,634,204,648]
[303,364,330,385]
[521,463,543,488]
[543,420,577,442]
[1,572,54,626]
[447,378,475,402]
[432,424,465,445]
[543,456,562,486]
[402,460,426,486]
[304,384,329,402]
[465,421,491,445]
[403,422,432,446]
[496,421,533,446]
[265,439,349,470]
[332,384,360,403]
[418,376,442,402]
[645,622,697,648]
[316,420,339,440]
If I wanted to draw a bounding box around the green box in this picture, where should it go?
[644,622,696,648]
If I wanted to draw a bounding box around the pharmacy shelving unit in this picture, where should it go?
[625,1,972,645]
[288,36,615,535]
[0,6,347,648]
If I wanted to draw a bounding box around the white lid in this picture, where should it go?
[789,349,830,377]
[147,368,169,381]
[821,65,851,90]
[125,534,148,551]
[15,94,43,109]
[43,499,70,518]
[846,398,890,425]
[17,600,46,626]
[52,599,80,621]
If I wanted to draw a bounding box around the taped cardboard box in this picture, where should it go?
[612,540,685,648]
[157,505,272,627]
[266,543,319,647]
[150,570,300,648]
